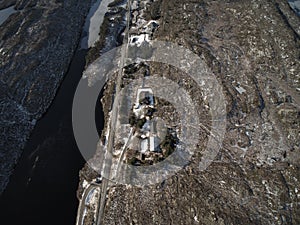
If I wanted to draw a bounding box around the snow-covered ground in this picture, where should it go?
[0,5,16,26]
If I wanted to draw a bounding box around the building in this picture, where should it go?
[149,136,160,152]
[135,87,154,106]
[141,139,148,153]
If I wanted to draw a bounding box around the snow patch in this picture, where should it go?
[82,180,88,189]
[235,86,246,94]
[130,34,150,47]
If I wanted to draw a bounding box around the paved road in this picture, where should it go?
[76,183,101,225]
[76,0,134,223]
[113,128,134,180]
[96,0,133,224]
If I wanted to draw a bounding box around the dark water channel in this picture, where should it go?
[0,49,104,225]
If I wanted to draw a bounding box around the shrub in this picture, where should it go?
[136,118,147,129]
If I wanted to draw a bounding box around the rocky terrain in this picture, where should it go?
[77,0,300,224]
[0,0,16,10]
[0,0,92,194]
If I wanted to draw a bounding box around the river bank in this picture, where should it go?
[0,0,122,222]
[0,48,104,225]
[0,0,98,224]
[0,0,91,195]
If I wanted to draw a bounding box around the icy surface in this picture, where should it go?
[0,5,16,26]
[81,0,117,49]
[288,0,300,16]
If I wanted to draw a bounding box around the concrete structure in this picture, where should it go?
[140,134,160,153]
[141,139,148,153]
[149,137,154,152]
[135,87,154,106]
